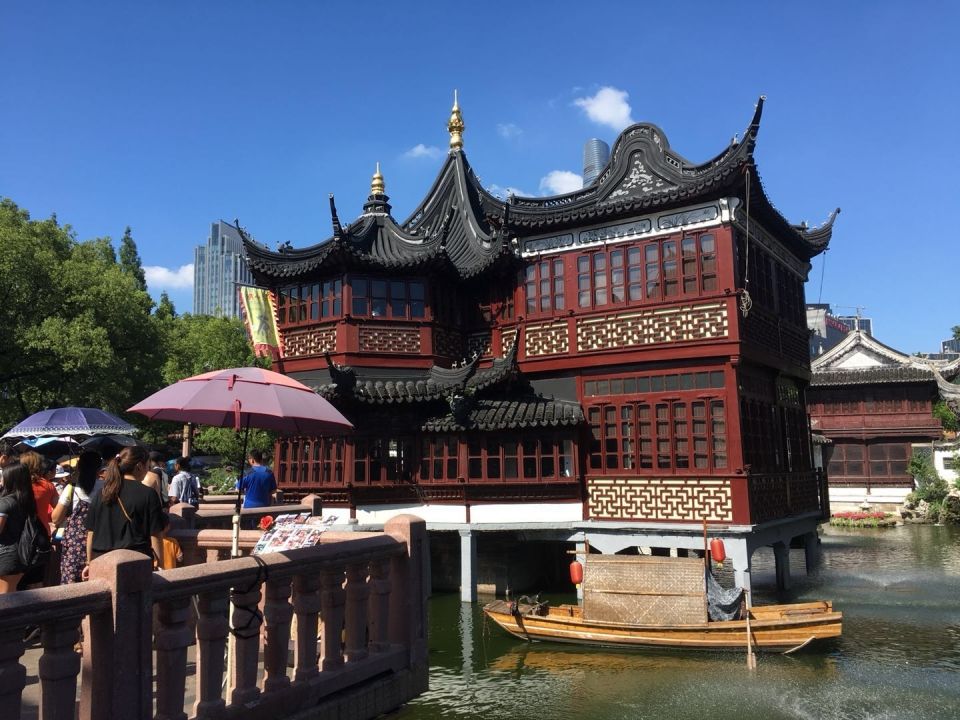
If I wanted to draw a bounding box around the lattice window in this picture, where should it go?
[471,433,575,482]
[419,435,459,483]
[277,280,343,329]
[350,277,425,320]
[588,398,727,475]
[525,258,565,317]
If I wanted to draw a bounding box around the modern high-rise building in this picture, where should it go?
[582,138,610,185]
[193,220,253,317]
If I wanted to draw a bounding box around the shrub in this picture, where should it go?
[204,466,239,495]
[909,452,948,503]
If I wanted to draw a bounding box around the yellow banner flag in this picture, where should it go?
[238,286,283,360]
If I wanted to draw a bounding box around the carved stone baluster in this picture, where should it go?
[39,617,82,720]
[367,559,391,652]
[0,627,27,716]
[194,590,229,719]
[319,568,345,671]
[228,581,262,706]
[343,562,370,662]
[155,597,193,720]
[262,577,293,693]
[292,574,321,682]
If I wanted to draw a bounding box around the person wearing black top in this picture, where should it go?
[83,446,167,578]
[0,463,38,593]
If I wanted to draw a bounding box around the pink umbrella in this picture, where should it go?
[128,367,352,436]
[129,367,352,558]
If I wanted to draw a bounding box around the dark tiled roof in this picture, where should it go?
[485,97,836,261]
[810,366,937,387]
[243,151,517,284]
[318,342,519,405]
[242,97,837,282]
[422,397,584,432]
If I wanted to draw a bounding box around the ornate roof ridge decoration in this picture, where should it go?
[448,90,464,151]
[243,144,517,284]
[811,329,915,370]
[316,340,521,406]
[324,352,356,397]
[810,365,938,387]
[422,395,585,432]
[489,96,835,260]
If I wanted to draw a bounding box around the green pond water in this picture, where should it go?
[396,524,960,720]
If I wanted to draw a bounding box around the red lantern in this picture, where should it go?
[569,560,584,585]
[709,538,726,564]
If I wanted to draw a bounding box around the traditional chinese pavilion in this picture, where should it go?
[808,329,960,509]
[242,95,839,595]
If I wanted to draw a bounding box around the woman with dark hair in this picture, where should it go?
[0,463,39,593]
[52,451,102,584]
[19,450,59,529]
[82,447,166,578]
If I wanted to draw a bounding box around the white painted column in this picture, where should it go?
[459,529,477,603]
[729,537,753,594]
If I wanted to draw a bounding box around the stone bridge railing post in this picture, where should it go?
[385,515,428,667]
[82,550,154,720]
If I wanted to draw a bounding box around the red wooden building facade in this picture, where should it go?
[808,330,960,496]
[243,97,837,527]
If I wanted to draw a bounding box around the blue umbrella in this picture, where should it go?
[13,436,81,458]
[2,407,137,438]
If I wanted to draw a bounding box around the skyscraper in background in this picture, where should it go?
[582,138,610,186]
[193,220,253,317]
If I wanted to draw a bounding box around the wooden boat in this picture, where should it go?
[483,597,842,653]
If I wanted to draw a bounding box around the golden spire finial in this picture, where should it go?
[371,162,385,195]
[448,89,464,150]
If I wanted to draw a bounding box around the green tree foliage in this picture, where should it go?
[907,451,948,504]
[0,199,164,426]
[118,226,147,292]
[161,313,263,385]
[193,426,275,466]
[933,400,959,432]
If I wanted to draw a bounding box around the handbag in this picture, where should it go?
[17,512,52,570]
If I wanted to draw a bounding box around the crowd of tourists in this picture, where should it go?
[0,439,226,599]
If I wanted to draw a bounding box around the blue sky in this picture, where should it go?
[2,1,957,352]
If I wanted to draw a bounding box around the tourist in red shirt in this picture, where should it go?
[19,451,59,528]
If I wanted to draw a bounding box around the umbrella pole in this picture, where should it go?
[231,421,251,559]
[227,419,251,696]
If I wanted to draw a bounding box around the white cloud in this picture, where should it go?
[487,183,531,199]
[573,86,635,131]
[402,143,443,160]
[145,263,194,291]
[497,123,522,140]
[539,170,583,195]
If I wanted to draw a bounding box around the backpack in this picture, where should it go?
[176,471,200,507]
[17,513,52,570]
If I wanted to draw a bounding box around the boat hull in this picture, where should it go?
[483,600,842,652]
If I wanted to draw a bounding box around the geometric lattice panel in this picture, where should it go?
[359,325,421,353]
[577,301,728,352]
[467,332,492,359]
[588,477,733,522]
[283,325,337,358]
[524,320,568,357]
[583,555,707,625]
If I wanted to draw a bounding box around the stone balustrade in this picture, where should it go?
[0,514,429,720]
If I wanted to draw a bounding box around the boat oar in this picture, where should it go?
[745,589,757,670]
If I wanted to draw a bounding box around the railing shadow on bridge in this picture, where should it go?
[0,514,429,720]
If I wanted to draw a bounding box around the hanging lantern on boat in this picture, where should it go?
[569,559,584,585]
[710,538,727,564]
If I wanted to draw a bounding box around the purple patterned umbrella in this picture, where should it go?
[2,407,137,439]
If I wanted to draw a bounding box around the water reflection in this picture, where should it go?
[397,524,960,720]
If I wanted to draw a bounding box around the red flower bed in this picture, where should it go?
[831,511,887,521]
